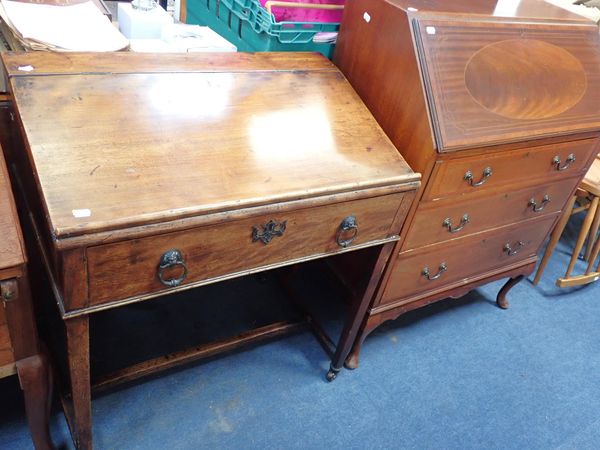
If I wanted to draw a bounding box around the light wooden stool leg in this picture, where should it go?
[533,195,577,285]
[565,196,599,278]
[584,203,600,261]
[585,226,600,274]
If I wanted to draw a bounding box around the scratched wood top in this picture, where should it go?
[0,147,25,270]
[2,52,336,76]
[3,52,418,239]
[413,17,600,151]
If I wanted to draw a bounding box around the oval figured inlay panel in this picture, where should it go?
[465,39,586,120]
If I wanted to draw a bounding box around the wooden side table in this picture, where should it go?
[0,145,53,450]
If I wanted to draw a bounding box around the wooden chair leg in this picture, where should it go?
[533,195,576,285]
[584,201,600,261]
[585,225,600,274]
[565,196,599,278]
[65,316,92,450]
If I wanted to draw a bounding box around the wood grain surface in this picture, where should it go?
[5,52,418,240]
[414,17,600,151]
[2,52,336,76]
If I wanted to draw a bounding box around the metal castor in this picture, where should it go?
[326,367,339,382]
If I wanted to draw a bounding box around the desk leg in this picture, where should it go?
[17,354,54,450]
[4,274,55,449]
[65,316,92,450]
[327,242,395,381]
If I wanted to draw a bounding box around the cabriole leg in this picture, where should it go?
[496,275,525,309]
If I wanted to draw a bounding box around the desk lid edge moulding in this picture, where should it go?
[411,13,600,152]
[2,52,420,241]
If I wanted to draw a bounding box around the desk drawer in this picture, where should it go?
[380,214,557,305]
[404,177,578,250]
[87,193,409,304]
[424,138,598,201]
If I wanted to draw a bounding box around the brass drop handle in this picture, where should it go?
[552,153,575,171]
[504,241,525,256]
[528,195,551,213]
[443,214,470,233]
[158,249,188,287]
[422,262,447,281]
[464,167,492,187]
[336,215,359,248]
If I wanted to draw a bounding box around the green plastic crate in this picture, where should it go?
[185,0,339,58]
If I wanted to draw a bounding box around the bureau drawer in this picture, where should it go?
[424,138,598,201]
[380,214,558,305]
[86,192,410,305]
[404,177,578,250]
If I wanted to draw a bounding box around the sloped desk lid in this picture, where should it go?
[2,52,419,239]
[412,15,600,152]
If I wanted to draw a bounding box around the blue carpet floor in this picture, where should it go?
[1,214,599,450]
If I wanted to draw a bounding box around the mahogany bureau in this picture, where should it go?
[333,0,600,367]
[1,141,52,448]
[0,52,419,449]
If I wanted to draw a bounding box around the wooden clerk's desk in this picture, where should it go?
[1,52,420,449]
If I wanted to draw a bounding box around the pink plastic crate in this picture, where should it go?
[259,0,345,23]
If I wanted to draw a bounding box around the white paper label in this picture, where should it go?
[17,65,34,72]
[426,26,436,35]
[72,209,91,218]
